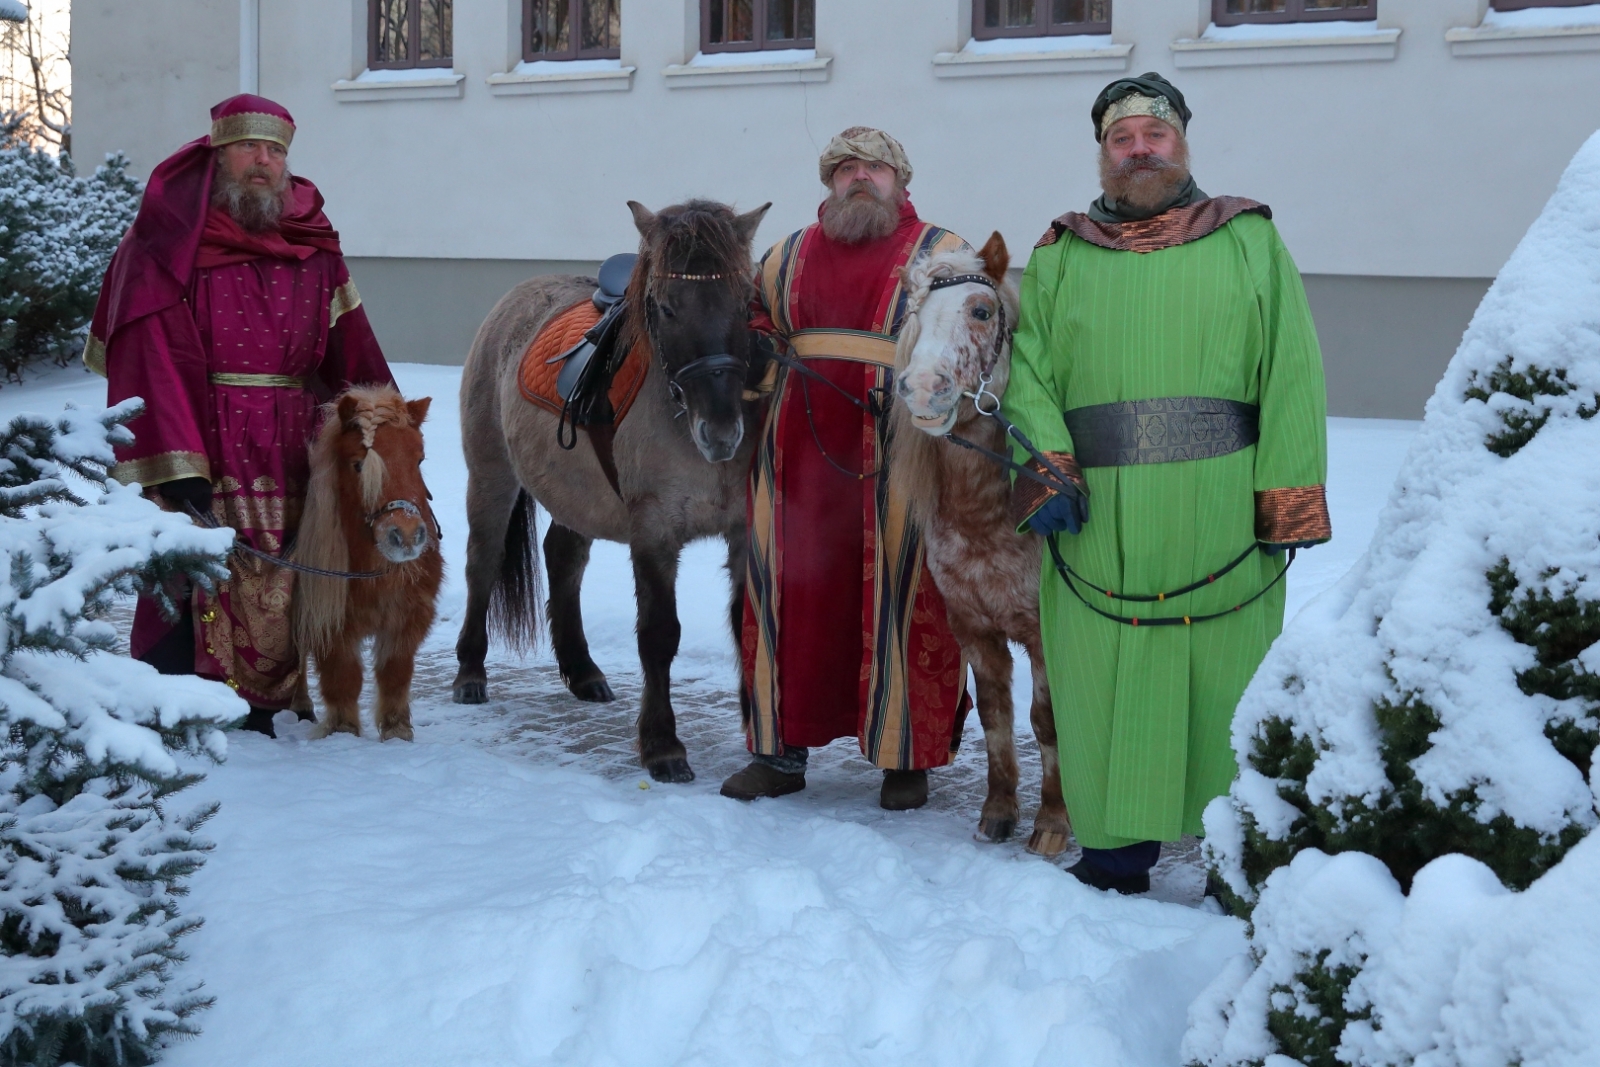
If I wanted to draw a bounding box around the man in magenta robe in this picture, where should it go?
[724,128,972,809]
[86,94,394,736]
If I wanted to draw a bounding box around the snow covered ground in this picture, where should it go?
[0,363,1417,1066]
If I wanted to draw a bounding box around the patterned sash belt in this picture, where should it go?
[787,329,897,368]
[207,373,307,389]
[1063,396,1258,468]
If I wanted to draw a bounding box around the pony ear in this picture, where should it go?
[406,397,432,426]
[734,202,772,247]
[627,200,656,236]
[978,231,1010,283]
[336,393,362,429]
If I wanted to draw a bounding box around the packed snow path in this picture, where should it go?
[2,365,1416,1066]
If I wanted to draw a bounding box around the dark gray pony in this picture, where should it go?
[452,199,770,783]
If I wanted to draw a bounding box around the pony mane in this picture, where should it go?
[292,383,418,656]
[889,246,1020,529]
[623,200,757,353]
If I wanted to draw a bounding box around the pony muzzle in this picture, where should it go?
[371,499,432,563]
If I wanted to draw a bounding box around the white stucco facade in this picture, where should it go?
[70,0,1600,415]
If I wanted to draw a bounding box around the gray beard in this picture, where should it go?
[1098,148,1191,212]
[212,166,291,233]
[820,183,902,244]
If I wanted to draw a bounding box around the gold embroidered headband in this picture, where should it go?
[1098,94,1185,139]
[211,112,295,149]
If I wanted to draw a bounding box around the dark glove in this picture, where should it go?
[1028,484,1090,536]
[158,477,213,518]
[1260,540,1318,557]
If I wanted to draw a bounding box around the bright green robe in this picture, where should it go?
[1003,211,1328,849]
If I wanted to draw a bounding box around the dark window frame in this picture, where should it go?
[368,0,453,70]
[1211,0,1376,26]
[700,0,815,55]
[523,0,622,62]
[972,1,1113,41]
[1488,0,1595,10]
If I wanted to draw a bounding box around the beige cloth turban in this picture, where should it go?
[818,127,913,186]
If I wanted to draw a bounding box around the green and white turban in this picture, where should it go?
[1091,73,1192,142]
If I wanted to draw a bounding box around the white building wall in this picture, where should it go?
[69,0,1600,414]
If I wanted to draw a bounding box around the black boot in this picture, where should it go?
[1065,858,1149,895]
[241,707,278,738]
[879,769,928,811]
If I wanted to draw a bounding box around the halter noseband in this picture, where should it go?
[924,272,1011,372]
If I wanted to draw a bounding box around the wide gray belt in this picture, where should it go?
[1062,396,1258,468]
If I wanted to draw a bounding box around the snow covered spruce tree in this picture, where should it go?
[0,111,141,381]
[0,398,242,1065]
[1185,131,1600,1067]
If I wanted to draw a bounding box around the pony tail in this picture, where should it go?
[490,489,544,651]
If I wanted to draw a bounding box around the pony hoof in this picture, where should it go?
[647,758,695,784]
[977,817,1017,843]
[380,725,415,742]
[1026,829,1071,858]
[453,681,487,704]
[567,677,615,703]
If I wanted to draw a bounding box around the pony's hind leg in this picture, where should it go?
[545,522,614,702]
[967,632,1021,843]
[1024,638,1070,857]
[310,638,363,739]
[630,539,692,783]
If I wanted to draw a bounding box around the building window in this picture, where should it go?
[369,0,453,69]
[525,0,621,60]
[973,0,1112,39]
[701,0,814,54]
[1488,0,1595,9]
[1212,0,1374,25]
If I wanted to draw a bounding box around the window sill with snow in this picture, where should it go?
[486,58,635,96]
[332,67,465,103]
[662,49,831,90]
[931,34,1132,79]
[1170,20,1400,69]
[1446,2,1600,57]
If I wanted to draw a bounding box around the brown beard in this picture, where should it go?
[1098,139,1192,213]
[212,160,292,233]
[820,180,904,244]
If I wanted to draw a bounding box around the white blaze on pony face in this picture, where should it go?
[894,242,1015,438]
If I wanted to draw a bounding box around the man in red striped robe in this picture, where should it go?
[87,94,394,737]
[724,128,972,810]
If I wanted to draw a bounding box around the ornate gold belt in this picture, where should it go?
[207,373,307,389]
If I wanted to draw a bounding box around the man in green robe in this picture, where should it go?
[1003,74,1332,894]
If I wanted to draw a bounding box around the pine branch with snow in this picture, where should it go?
[0,399,243,1065]
[0,120,140,381]
[1184,130,1600,1067]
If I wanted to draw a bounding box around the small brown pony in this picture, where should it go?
[292,384,443,741]
[888,233,1070,857]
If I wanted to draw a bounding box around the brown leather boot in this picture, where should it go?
[720,760,806,801]
[879,769,928,811]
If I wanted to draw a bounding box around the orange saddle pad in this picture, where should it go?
[517,299,649,423]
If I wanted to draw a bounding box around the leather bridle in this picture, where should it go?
[646,270,751,416]
[924,272,1011,374]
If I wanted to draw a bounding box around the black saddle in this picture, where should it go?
[553,252,637,406]
[551,253,639,496]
